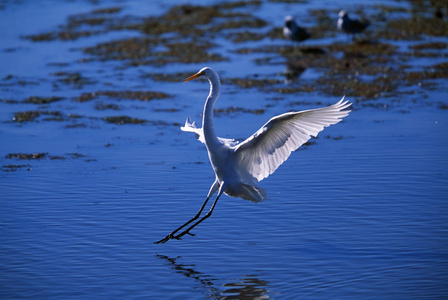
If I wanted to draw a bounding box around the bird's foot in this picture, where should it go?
[173,230,195,240]
[155,230,196,244]
[154,233,175,244]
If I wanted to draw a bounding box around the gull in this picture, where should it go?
[283,15,310,43]
[337,10,369,40]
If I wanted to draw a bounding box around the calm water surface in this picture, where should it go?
[1,0,447,299]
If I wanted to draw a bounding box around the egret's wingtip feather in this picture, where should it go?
[233,95,352,182]
[335,95,352,112]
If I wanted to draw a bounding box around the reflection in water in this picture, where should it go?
[157,255,271,299]
[284,59,306,83]
[221,275,270,299]
[156,254,220,298]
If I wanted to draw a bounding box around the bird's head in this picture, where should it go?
[339,10,348,19]
[284,15,295,28]
[183,67,211,82]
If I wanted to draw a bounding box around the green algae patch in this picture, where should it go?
[18,0,448,112]
[227,77,283,89]
[13,110,63,123]
[140,3,264,36]
[3,152,92,172]
[376,17,448,40]
[84,38,228,66]
[1,164,32,172]
[6,153,48,160]
[214,106,265,116]
[83,37,158,61]
[77,90,171,102]
[23,96,64,104]
[24,6,132,42]
[51,72,96,87]
[102,116,148,125]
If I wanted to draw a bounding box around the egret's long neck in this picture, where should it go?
[203,73,221,147]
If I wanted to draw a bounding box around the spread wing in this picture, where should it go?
[233,97,351,182]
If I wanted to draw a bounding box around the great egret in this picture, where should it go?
[337,10,369,39]
[155,67,351,244]
[283,16,310,43]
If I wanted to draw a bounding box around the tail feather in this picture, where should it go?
[237,184,267,203]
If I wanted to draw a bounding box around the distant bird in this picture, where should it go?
[283,15,310,43]
[155,67,351,244]
[337,10,369,39]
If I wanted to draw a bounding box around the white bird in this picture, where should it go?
[283,15,310,43]
[155,67,351,244]
[337,10,369,39]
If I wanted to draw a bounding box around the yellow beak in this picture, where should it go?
[183,71,204,83]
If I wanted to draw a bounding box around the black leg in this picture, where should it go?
[173,187,224,240]
[155,181,220,244]
[154,195,211,244]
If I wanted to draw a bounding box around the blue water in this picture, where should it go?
[1,0,448,299]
